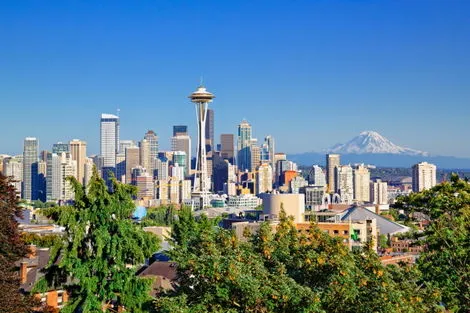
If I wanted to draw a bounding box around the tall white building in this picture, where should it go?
[256,163,273,195]
[23,137,39,200]
[307,165,326,187]
[261,135,275,175]
[353,164,370,202]
[250,139,261,172]
[412,162,437,192]
[83,157,94,187]
[171,164,185,181]
[139,138,151,172]
[3,156,23,195]
[336,165,353,203]
[370,179,388,205]
[46,152,76,202]
[154,157,169,181]
[100,113,120,175]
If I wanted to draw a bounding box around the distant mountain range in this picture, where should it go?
[288,131,470,169]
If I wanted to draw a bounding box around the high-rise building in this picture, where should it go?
[173,151,187,177]
[46,152,76,202]
[370,179,388,205]
[3,156,23,195]
[353,164,370,202]
[100,113,120,176]
[205,108,214,152]
[261,135,275,172]
[37,160,47,202]
[125,146,140,184]
[23,137,39,200]
[69,139,87,185]
[412,162,437,192]
[139,139,151,172]
[52,142,69,154]
[250,139,261,172]
[326,154,340,193]
[336,165,353,203]
[189,84,215,209]
[220,134,235,163]
[144,130,159,171]
[171,164,185,181]
[173,125,188,136]
[46,153,61,201]
[116,153,126,183]
[154,157,169,181]
[256,163,273,194]
[237,120,252,171]
[135,172,154,200]
[307,165,326,186]
[83,158,94,187]
[171,135,191,175]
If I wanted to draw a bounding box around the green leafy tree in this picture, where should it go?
[40,169,160,313]
[156,208,322,313]
[395,174,470,312]
[156,208,440,313]
[0,173,37,313]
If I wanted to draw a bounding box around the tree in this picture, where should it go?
[395,174,470,312]
[156,208,439,313]
[0,173,36,313]
[39,169,160,313]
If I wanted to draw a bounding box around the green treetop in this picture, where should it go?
[39,169,160,313]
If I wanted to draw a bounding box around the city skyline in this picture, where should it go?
[1,1,470,157]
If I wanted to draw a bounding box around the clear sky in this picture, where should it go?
[1,1,469,157]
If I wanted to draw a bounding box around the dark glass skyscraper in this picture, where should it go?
[23,137,39,200]
[173,125,188,136]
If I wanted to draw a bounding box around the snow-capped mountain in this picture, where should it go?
[328,131,429,156]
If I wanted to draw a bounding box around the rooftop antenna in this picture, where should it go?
[199,75,204,87]
[117,108,121,117]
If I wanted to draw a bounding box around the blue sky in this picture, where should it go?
[1,0,469,157]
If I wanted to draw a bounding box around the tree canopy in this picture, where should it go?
[0,173,36,313]
[39,169,160,313]
[395,174,470,312]
[155,208,440,313]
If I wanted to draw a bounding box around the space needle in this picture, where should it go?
[189,83,215,209]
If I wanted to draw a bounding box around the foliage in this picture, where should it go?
[39,169,160,313]
[0,173,37,313]
[395,174,470,312]
[155,208,441,313]
[140,205,178,227]
[378,234,390,248]
[21,233,62,248]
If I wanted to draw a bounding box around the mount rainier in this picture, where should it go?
[328,131,428,156]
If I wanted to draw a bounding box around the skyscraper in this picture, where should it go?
[370,179,388,205]
[262,135,275,172]
[125,146,140,184]
[23,137,39,200]
[205,108,214,152]
[69,139,87,185]
[250,139,261,171]
[257,163,273,194]
[171,135,191,174]
[173,151,187,177]
[307,165,326,187]
[220,134,235,163]
[46,152,61,201]
[237,120,252,171]
[139,139,151,172]
[100,113,120,177]
[326,154,340,193]
[412,162,437,192]
[144,130,159,170]
[3,156,23,195]
[353,164,370,202]
[189,84,215,209]
[336,165,353,203]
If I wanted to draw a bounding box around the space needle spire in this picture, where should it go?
[189,83,215,209]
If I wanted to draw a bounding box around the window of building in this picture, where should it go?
[333,230,339,234]
[343,230,349,235]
